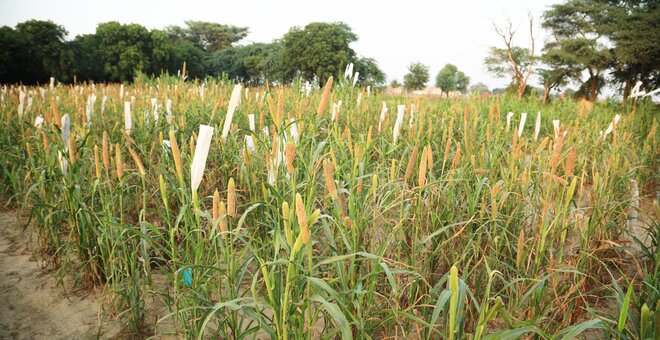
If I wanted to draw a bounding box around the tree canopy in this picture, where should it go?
[0,20,69,83]
[540,0,659,100]
[280,22,357,85]
[403,62,430,91]
[469,82,490,95]
[0,19,385,88]
[165,21,248,53]
[542,0,612,101]
[435,64,470,96]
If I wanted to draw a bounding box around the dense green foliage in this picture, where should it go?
[469,82,490,94]
[435,64,470,96]
[403,62,430,91]
[281,22,357,85]
[0,20,386,88]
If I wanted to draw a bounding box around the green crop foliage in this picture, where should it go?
[0,77,657,338]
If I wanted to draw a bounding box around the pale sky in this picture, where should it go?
[0,0,562,90]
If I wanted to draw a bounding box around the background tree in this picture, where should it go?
[537,67,571,104]
[403,62,429,91]
[599,1,659,99]
[281,22,357,84]
[485,15,536,99]
[165,21,247,53]
[68,34,102,82]
[13,20,69,83]
[165,37,206,79]
[206,42,278,85]
[354,57,386,88]
[469,82,490,95]
[542,1,612,101]
[435,64,458,96]
[0,26,26,83]
[95,22,153,82]
[390,79,401,88]
[258,41,292,85]
[435,64,471,96]
[456,70,470,93]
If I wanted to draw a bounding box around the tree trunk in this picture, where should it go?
[623,77,631,101]
[517,81,525,99]
[590,75,598,102]
[543,85,550,104]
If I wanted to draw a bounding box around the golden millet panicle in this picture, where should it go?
[418,145,428,187]
[212,189,220,222]
[94,144,101,179]
[68,131,76,164]
[544,172,568,186]
[550,135,564,173]
[115,143,123,181]
[102,131,110,170]
[128,145,146,177]
[227,178,236,218]
[285,140,296,173]
[25,142,33,160]
[121,130,135,146]
[295,193,310,244]
[218,201,227,234]
[189,135,195,157]
[426,144,434,171]
[565,147,576,178]
[169,129,183,185]
[40,130,49,151]
[322,159,337,201]
[317,76,333,116]
[516,229,525,270]
[404,142,420,183]
[346,129,353,156]
[451,142,462,169]
[443,138,451,165]
[282,201,293,246]
[389,159,397,180]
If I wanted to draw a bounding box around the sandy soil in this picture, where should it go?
[0,208,119,339]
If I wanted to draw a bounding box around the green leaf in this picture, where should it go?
[556,319,604,339]
[380,261,398,294]
[314,251,379,268]
[195,297,251,340]
[311,295,352,340]
[618,282,634,333]
[427,289,452,339]
[236,202,261,230]
[483,326,539,340]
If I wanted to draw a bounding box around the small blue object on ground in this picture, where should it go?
[181,267,193,287]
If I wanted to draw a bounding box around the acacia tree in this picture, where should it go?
[598,1,659,99]
[484,15,536,99]
[403,62,429,91]
[542,1,612,101]
[165,21,248,53]
[537,67,571,104]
